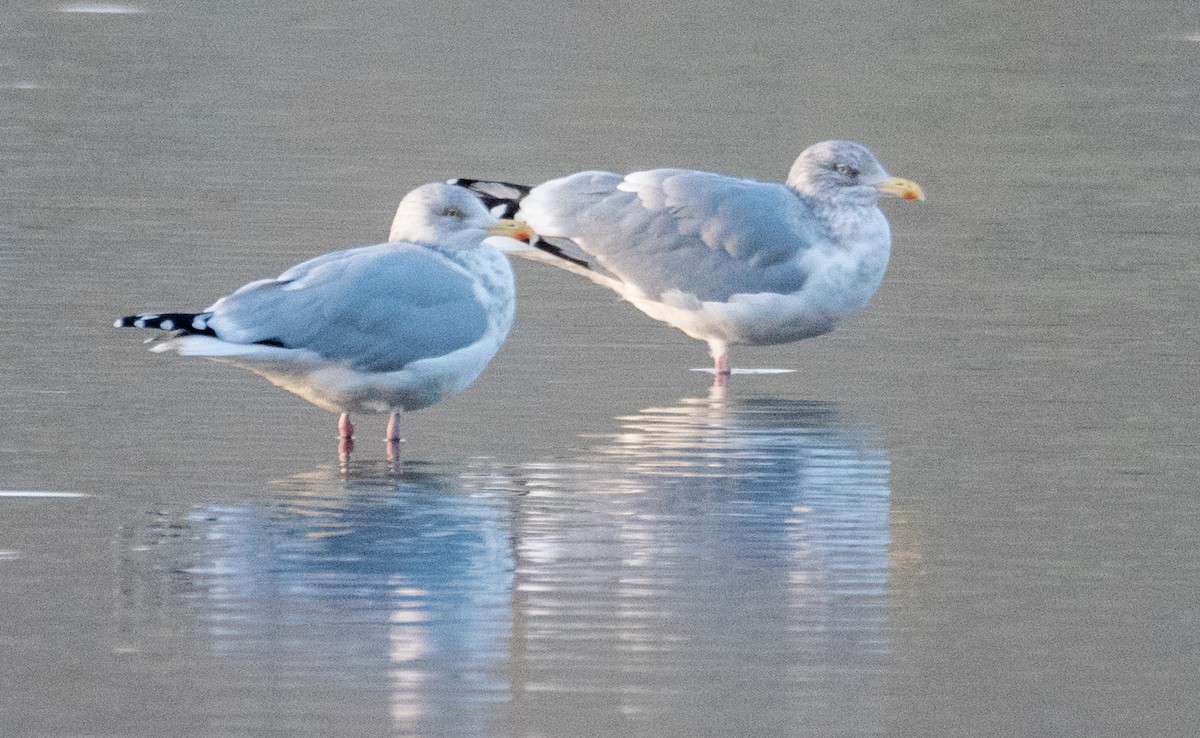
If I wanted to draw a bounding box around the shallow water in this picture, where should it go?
[3,0,1200,736]
[127,398,889,736]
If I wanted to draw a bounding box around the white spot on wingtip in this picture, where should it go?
[191,316,208,330]
[472,182,525,201]
[159,319,175,330]
[112,319,123,327]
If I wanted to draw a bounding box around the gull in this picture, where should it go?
[116,183,532,455]
[451,140,923,385]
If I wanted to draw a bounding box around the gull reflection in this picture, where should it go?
[505,393,892,734]
[181,461,516,736]
[162,393,894,736]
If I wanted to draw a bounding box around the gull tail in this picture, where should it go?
[449,177,593,270]
[448,178,532,219]
[114,311,217,336]
[115,311,292,359]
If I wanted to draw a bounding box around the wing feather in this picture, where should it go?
[205,244,489,372]
[519,169,826,302]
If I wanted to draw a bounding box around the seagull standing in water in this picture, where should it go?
[452,140,923,386]
[117,183,532,457]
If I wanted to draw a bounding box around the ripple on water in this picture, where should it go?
[121,397,895,735]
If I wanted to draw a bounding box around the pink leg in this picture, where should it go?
[338,413,355,467]
[386,437,403,469]
[712,350,731,387]
[386,411,403,442]
[386,411,403,471]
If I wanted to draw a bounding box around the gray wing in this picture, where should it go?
[205,243,489,372]
[518,169,827,301]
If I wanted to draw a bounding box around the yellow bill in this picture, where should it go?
[876,176,925,201]
[487,218,536,243]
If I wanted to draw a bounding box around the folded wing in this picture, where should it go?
[518,169,826,302]
[205,244,489,373]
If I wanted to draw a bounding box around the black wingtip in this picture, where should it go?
[114,311,218,336]
[449,179,591,271]
[448,178,533,198]
[532,238,591,269]
[449,178,535,220]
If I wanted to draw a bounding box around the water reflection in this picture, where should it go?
[181,461,516,735]
[506,394,892,735]
[165,394,892,736]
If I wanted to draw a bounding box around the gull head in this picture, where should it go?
[389,182,533,247]
[786,140,924,206]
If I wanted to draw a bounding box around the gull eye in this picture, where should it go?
[440,205,466,219]
[832,163,860,177]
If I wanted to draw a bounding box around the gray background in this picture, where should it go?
[2,1,1198,736]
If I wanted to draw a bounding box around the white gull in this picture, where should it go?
[117,183,532,453]
[451,140,923,385]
